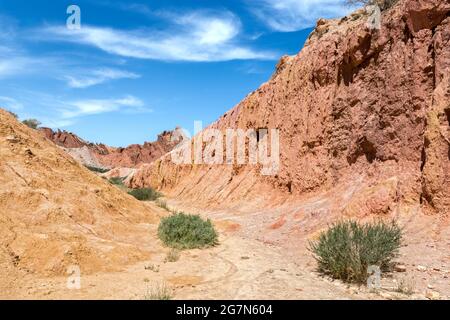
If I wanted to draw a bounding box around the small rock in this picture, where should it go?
[425,291,440,300]
[316,18,328,27]
[6,135,19,143]
[379,292,393,299]
[395,264,407,272]
[427,284,434,289]
[417,265,427,272]
[433,267,440,272]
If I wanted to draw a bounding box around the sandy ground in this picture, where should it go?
[7,200,449,300]
[8,231,373,300]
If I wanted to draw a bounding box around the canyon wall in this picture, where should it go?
[128,0,450,216]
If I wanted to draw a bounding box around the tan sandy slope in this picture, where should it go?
[0,109,167,296]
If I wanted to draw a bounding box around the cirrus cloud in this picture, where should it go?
[65,68,141,88]
[0,96,23,110]
[2,90,151,128]
[249,0,356,32]
[59,95,150,119]
[38,11,277,62]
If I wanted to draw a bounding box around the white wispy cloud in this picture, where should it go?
[0,96,23,110]
[60,95,149,118]
[0,56,32,78]
[39,11,276,62]
[65,68,140,88]
[0,15,36,78]
[120,3,154,17]
[249,0,356,32]
[2,90,151,128]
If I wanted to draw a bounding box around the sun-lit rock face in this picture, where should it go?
[128,0,450,216]
[0,109,164,284]
[39,127,187,169]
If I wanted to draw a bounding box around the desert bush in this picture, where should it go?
[158,212,218,249]
[396,278,415,296]
[156,199,170,211]
[164,249,180,263]
[144,282,172,300]
[309,220,402,283]
[128,188,161,201]
[85,165,109,173]
[396,276,415,295]
[22,118,41,129]
[109,177,125,186]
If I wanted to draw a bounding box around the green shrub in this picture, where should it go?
[22,118,41,129]
[309,220,402,283]
[158,213,218,249]
[109,177,125,186]
[128,188,161,201]
[85,165,109,173]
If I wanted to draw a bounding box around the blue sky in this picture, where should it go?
[0,0,353,146]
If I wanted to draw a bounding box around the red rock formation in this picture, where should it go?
[95,130,186,168]
[39,128,87,149]
[39,127,186,169]
[128,0,450,216]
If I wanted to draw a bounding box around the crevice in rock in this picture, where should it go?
[402,19,414,44]
[428,41,436,89]
[337,37,382,87]
[347,136,377,165]
[420,138,427,172]
[286,181,292,193]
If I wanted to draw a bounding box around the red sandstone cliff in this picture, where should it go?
[39,127,186,169]
[128,0,450,216]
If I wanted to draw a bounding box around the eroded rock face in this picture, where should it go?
[129,0,450,216]
[0,109,163,282]
[39,127,186,169]
[39,128,88,149]
[96,129,186,168]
